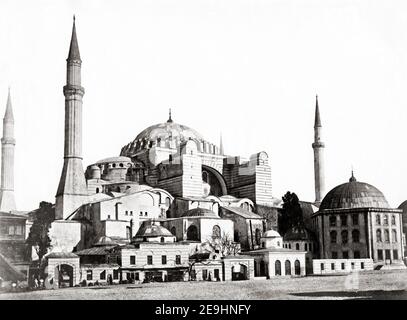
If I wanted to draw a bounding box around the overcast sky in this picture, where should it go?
[1,0,407,211]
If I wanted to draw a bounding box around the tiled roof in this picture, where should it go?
[46,252,79,259]
[75,247,114,256]
[221,206,262,219]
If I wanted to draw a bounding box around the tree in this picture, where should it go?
[26,201,55,276]
[278,191,304,236]
[204,232,241,257]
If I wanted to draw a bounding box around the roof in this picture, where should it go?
[135,222,174,238]
[181,207,219,218]
[263,229,281,238]
[221,206,262,219]
[319,174,390,211]
[244,248,307,254]
[283,225,316,241]
[75,247,114,256]
[67,17,81,61]
[120,116,215,157]
[96,156,131,164]
[46,252,79,259]
[0,211,27,220]
[94,236,118,247]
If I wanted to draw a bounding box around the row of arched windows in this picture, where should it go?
[376,229,397,243]
[375,214,397,226]
[182,225,223,241]
[274,260,301,276]
[330,230,360,244]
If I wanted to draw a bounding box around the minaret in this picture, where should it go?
[312,95,325,204]
[219,133,224,155]
[0,89,17,212]
[55,17,88,220]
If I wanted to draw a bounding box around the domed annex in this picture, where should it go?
[319,173,390,210]
[135,222,174,238]
[181,207,219,218]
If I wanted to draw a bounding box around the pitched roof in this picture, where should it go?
[221,206,263,219]
[75,247,114,256]
[4,88,14,121]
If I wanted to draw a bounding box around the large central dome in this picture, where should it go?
[319,173,390,211]
[135,120,204,144]
[120,111,220,157]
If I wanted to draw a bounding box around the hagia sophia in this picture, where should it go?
[0,18,406,288]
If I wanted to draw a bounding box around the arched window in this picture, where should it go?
[165,197,171,207]
[285,260,291,275]
[294,260,301,275]
[255,229,261,245]
[376,229,382,242]
[116,186,120,192]
[383,215,389,226]
[170,227,176,236]
[384,230,390,242]
[341,230,348,244]
[352,230,360,243]
[275,260,281,276]
[96,187,99,194]
[187,225,199,241]
[212,225,221,239]
[376,215,381,225]
[392,229,397,243]
[295,243,300,250]
[391,215,396,225]
[202,171,209,183]
[304,243,308,251]
[330,231,337,244]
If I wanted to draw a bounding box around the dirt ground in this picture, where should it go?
[1,269,406,300]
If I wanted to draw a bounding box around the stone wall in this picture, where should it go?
[312,258,374,274]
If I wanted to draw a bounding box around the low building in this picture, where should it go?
[245,230,307,277]
[110,221,190,283]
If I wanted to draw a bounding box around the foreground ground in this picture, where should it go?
[1,269,407,300]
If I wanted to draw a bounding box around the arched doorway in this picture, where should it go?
[294,260,301,275]
[55,264,74,288]
[187,225,199,241]
[275,260,281,276]
[231,264,248,281]
[285,260,291,276]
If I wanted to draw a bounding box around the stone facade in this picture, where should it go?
[312,258,374,274]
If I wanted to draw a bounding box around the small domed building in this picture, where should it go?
[312,173,405,268]
[245,229,307,277]
[110,221,190,283]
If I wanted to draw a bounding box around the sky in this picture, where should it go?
[1,0,407,211]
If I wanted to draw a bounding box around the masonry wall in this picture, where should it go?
[312,258,374,274]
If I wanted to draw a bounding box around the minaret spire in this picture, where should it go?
[68,15,81,62]
[0,89,17,212]
[219,132,224,155]
[314,94,321,127]
[312,94,326,205]
[55,18,88,220]
[167,108,173,123]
